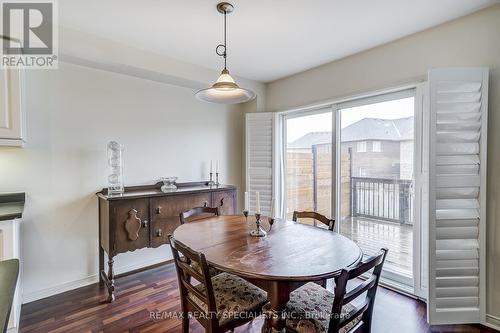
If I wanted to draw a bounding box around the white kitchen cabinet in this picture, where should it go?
[0,65,24,147]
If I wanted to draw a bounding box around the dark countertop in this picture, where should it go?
[0,193,25,221]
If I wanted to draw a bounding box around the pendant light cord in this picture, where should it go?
[224,10,227,69]
[216,9,228,70]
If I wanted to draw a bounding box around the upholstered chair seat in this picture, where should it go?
[188,272,267,326]
[285,249,388,333]
[169,235,268,332]
[285,282,361,333]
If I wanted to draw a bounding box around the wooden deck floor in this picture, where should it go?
[340,217,413,278]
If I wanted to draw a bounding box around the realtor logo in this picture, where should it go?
[1,0,58,68]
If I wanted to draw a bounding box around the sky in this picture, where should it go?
[286,97,415,143]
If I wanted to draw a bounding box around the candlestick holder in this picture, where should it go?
[215,172,220,186]
[208,172,215,186]
[250,213,267,237]
[268,217,275,231]
[243,210,249,224]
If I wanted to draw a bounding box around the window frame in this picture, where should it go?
[372,140,382,152]
[275,83,426,298]
[277,86,419,221]
[357,141,367,153]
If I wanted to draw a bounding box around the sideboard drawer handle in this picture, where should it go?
[156,229,163,237]
[142,220,149,228]
[156,207,161,214]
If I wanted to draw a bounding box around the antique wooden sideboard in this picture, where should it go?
[97,181,236,301]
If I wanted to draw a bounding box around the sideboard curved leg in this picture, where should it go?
[107,258,115,302]
[98,246,104,288]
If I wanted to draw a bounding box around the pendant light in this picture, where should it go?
[195,2,256,104]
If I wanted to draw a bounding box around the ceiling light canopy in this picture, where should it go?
[195,2,256,105]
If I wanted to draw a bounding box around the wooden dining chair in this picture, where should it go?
[285,248,388,333]
[180,206,219,224]
[168,235,268,333]
[292,211,335,231]
[179,206,221,277]
[293,211,335,288]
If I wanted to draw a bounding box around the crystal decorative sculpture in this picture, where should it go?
[160,177,178,192]
[107,141,124,195]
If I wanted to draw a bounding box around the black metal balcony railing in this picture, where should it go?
[351,177,413,224]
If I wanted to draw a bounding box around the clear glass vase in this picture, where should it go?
[107,141,124,195]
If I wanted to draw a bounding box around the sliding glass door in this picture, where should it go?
[337,94,416,289]
[282,90,422,294]
[284,110,332,224]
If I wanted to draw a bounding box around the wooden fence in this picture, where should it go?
[286,144,351,219]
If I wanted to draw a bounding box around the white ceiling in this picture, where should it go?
[59,0,498,82]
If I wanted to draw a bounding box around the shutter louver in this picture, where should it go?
[428,68,488,324]
[246,113,274,215]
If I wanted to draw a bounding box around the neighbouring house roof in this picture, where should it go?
[288,131,332,149]
[288,117,413,149]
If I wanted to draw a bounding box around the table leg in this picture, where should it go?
[262,281,294,332]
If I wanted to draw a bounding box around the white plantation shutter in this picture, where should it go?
[428,68,488,324]
[246,112,274,215]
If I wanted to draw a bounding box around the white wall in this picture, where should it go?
[266,4,500,324]
[0,61,249,302]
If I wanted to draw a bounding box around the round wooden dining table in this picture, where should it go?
[172,215,362,332]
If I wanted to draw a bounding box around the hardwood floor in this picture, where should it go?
[20,263,496,333]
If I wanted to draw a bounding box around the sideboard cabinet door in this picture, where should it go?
[111,199,150,255]
[150,193,211,247]
[212,190,236,216]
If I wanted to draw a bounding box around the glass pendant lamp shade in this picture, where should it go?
[195,69,256,104]
[195,2,256,104]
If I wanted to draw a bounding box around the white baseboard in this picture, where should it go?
[485,314,500,331]
[22,255,172,304]
[22,274,99,304]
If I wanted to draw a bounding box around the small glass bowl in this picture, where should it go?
[160,177,178,192]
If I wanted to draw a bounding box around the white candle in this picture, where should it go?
[256,191,261,214]
[210,160,213,174]
[271,198,275,218]
[216,160,219,173]
[244,192,249,211]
